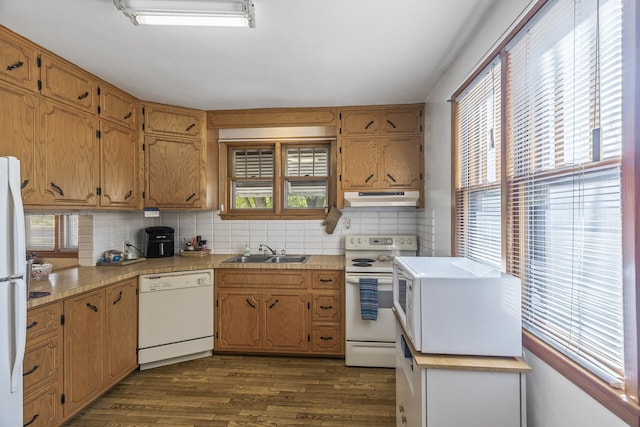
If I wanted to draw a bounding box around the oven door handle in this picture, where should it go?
[345,275,393,286]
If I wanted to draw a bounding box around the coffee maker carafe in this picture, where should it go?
[145,226,175,258]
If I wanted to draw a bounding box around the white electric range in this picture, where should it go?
[344,234,417,367]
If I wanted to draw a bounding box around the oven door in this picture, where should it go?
[393,262,421,350]
[345,273,395,342]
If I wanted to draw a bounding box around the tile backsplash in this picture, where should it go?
[78,208,421,266]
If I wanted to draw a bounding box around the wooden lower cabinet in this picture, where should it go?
[24,278,139,426]
[105,279,138,384]
[216,269,343,356]
[63,288,106,417]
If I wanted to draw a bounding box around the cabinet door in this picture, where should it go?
[143,103,205,138]
[144,135,204,208]
[0,81,40,203]
[263,293,309,352]
[99,83,138,129]
[23,336,62,398]
[312,294,340,322]
[26,303,62,345]
[217,291,261,350]
[380,137,422,189]
[311,323,341,354]
[63,289,106,417]
[340,138,379,189]
[311,270,341,290]
[380,108,423,135]
[100,120,140,209]
[340,110,379,136]
[0,28,38,91]
[39,99,99,206]
[40,53,98,115]
[105,279,138,385]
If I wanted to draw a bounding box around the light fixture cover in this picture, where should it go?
[114,0,255,27]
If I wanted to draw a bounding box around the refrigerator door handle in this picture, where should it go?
[8,157,26,274]
[10,278,26,393]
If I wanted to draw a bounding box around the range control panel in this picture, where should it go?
[345,235,417,251]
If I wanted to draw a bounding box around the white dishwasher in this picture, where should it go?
[138,269,214,370]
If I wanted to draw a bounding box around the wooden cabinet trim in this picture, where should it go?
[208,107,338,129]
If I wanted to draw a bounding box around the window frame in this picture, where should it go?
[25,214,79,259]
[219,139,337,220]
[450,0,640,423]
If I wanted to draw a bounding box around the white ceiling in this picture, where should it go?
[0,0,497,110]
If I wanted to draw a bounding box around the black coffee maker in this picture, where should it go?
[145,226,175,258]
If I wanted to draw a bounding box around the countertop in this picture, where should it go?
[28,254,345,309]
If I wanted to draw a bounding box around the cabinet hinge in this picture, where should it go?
[36,56,41,68]
[420,124,423,132]
[142,144,145,151]
[37,80,42,91]
[307,334,310,342]
[142,107,145,115]
[60,314,65,326]
[97,87,101,96]
[96,187,102,196]
[216,331,219,339]
[61,393,65,405]
[339,174,342,182]
[420,173,423,180]
[339,112,342,120]
[339,127,342,135]
[142,191,145,199]
[420,145,423,152]
[339,147,342,154]
[216,299,218,307]
[97,105,101,115]
[96,130,101,139]
[307,302,310,310]
[420,109,423,117]
[142,123,145,131]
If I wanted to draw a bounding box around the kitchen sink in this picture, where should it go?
[223,255,309,264]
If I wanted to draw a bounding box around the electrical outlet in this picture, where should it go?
[343,217,351,229]
[123,240,131,252]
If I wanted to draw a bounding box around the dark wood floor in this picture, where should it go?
[64,354,396,427]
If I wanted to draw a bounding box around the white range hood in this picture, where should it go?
[343,191,420,207]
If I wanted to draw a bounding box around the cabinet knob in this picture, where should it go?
[124,190,133,200]
[386,119,397,129]
[50,182,64,196]
[364,174,374,183]
[23,365,40,376]
[86,303,98,312]
[185,123,196,132]
[320,305,333,310]
[20,179,29,189]
[113,291,123,305]
[386,173,397,183]
[78,91,89,100]
[245,298,257,309]
[186,192,196,202]
[124,112,132,120]
[364,120,375,130]
[23,414,39,426]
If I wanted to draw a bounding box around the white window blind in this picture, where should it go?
[284,146,329,209]
[455,59,502,268]
[26,214,79,252]
[506,0,623,386]
[231,148,274,209]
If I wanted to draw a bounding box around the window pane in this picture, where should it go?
[233,149,274,178]
[60,214,79,250]
[286,147,328,177]
[285,180,327,209]
[26,214,55,251]
[232,180,273,209]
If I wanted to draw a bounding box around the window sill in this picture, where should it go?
[219,212,327,221]
[523,331,640,426]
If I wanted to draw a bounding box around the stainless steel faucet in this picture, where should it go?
[259,243,277,255]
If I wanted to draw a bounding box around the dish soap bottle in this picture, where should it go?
[243,243,251,256]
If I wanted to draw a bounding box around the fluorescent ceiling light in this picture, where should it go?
[114,0,256,28]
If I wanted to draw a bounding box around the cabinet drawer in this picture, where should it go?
[26,303,62,345]
[312,294,340,322]
[143,103,205,138]
[311,271,341,290]
[311,324,342,353]
[23,382,61,427]
[23,336,62,398]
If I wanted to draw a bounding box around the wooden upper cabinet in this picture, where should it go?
[0,82,41,203]
[100,120,140,209]
[381,136,423,188]
[381,108,423,134]
[340,138,380,189]
[340,110,380,136]
[144,134,204,208]
[38,99,99,206]
[39,52,98,115]
[143,102,205,138]
[340,105,423,136]
[99,83,138,130]
[0,27,38,91]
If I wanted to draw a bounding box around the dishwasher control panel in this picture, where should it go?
[139,269,213,293]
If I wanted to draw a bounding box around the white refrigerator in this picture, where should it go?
[0,156,27,427]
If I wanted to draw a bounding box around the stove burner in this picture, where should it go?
[352,258,375,263]
[352,262,373,267]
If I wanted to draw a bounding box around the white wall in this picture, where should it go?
[423,0,627,425]
[78,207,419,264]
